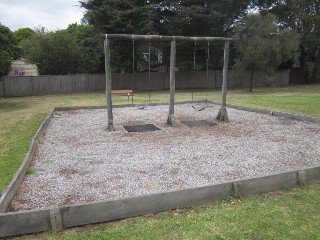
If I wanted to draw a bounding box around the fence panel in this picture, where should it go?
[228,71,242,87]
[3,76,33,96]
[88,74,105,92]
[33,75,61,95]
[72,75,87,92]
[0,81,4,97]
[278,70,290,85]
[0,70,290,97]
[112,74,126,90]
[60,75,75,93]
[289,68,305,84]
[215,71,223,88]
[175,72,191,89]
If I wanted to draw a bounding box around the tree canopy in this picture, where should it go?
[13,28,36,44]
[80,0,252,36]
[18,25,104,75]
[233,13,299,91]
[22,29,84,75]
[67,23,105,73]
[0,24,19,77]
[80,0,252,72]
[2,1,317,77]
[252,0,320,82]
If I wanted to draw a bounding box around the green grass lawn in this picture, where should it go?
[21,183,320,240]
[0,84,319,239]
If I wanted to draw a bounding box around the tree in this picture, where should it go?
[13,28,36,43]
[80,0,157,72]
[155,0,251,37]
[0,24,19,77]
[252,0,320,82]
[233,13,299,92]
[80,0,253,72]
[0,50,12,77]
[66,23,105,73]
[23,29,84,75]
[81,0,155,34]
[13,28,37,60]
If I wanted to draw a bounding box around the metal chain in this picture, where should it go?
[206,41,210,103]
[192,42,197,103]
[148,41,151,102]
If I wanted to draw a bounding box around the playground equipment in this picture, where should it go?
[132,40,152,109]
[191,41,211,111]
[103,34,231,131]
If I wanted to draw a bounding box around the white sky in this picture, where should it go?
[0,0,85,31]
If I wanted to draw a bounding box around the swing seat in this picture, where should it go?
[192,104,207,111]
[111,90,133,101]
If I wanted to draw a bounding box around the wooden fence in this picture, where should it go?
[0,70,289,98]
[0,74,105,98]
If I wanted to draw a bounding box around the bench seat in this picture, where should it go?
[111,90,133,102]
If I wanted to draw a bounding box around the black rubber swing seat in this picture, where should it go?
[123,124,161,132]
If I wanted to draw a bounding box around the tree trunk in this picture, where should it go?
[299,44,309,84]
[249,70,254,92]
[216,40,229,122]
[104,39,114,131]
[167,40,176,126]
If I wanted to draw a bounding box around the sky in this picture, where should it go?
[0,0,86,31]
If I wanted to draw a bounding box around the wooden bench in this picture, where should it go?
[111,90,133,102]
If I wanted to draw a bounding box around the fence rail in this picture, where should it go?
[0,70,289,98]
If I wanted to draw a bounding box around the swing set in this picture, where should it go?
[103,34,231,131]
[132,40,152,109]
[191,41,211,111]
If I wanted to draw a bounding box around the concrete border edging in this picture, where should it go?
[0,209,51,237]
[0,167,319,237]
[221,102,320,124]
[61,182,232,228]
[271,111,320,123]
[0,112,54,213]
[0,104,319,238]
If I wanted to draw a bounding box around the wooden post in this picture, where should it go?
[167,39,176,126]
[216,40,230,122]
[104,34,232,43]
[50,208,63,232]
[104,39,114,131]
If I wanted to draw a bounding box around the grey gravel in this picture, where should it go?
[9,104,320,211]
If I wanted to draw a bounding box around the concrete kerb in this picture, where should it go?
[0,103,319,238]
[0,168,319,238]
[271,111,320,123]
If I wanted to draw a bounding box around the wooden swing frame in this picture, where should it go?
[103,34,231,131]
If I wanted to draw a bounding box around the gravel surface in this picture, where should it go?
[9,104,320,211]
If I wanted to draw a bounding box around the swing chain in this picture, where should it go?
[148,41,151,103]
[206,41,210,103]
[192,42,197,103]
[191,41,210,111]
